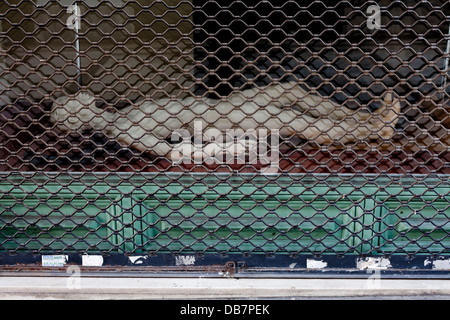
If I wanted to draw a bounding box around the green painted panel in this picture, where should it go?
[377,198,450,253]
[137,198,359,253]
[109,195,145,253]
[0,195,117,252]
[1,175,449,255]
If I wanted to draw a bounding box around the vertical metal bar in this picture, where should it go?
[73,2,82,89]
[67,1,82,89]
[441,22,450,98]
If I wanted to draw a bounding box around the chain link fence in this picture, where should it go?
[0,0,449,271]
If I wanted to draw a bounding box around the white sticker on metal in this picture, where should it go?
[82,255,104,267]
[356,257,392,270]
[129,256,147,265]
[426,258,450,270]
[42,255,68,267]
[306,259,328,269]
[175,255,196,266]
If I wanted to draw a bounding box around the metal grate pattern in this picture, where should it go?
[0,0,450,266]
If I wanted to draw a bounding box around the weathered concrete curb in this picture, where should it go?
[1,277,450,299]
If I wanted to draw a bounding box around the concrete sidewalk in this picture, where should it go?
[1,276,450,299]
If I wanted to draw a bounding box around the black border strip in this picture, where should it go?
[1,253,450,276]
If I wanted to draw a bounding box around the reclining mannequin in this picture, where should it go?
[51,81,401,160]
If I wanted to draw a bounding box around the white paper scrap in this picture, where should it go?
[82,255,104,267]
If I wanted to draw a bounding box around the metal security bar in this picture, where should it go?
[0,0,449,273]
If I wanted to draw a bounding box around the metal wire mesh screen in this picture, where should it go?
[0,0,450,263]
